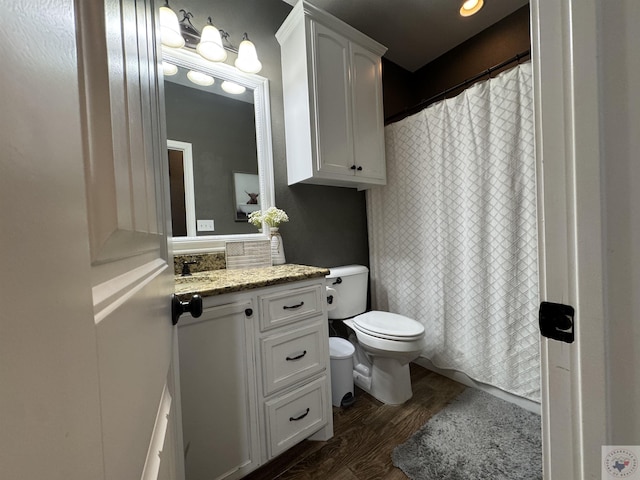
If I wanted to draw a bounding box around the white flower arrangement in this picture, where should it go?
[248,206,289,229]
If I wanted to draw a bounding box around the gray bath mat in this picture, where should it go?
[392,388,542,480]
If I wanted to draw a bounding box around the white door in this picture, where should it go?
[0,1,181,479]
[531,0,607,478]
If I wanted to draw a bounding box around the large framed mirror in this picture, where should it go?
[161,46,275,253]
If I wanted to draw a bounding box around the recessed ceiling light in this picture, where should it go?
[460,0,484,17]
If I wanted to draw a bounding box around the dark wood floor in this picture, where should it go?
[244,363,466,480]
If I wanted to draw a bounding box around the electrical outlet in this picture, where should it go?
[197,219,215,231]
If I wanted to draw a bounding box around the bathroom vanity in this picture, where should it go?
[174,265,332,480]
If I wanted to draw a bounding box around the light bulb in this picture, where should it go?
[159,4,185,48]
[187,70,215,86]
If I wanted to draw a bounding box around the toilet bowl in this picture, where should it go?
[343,311,424,405]
[327,265,425,405]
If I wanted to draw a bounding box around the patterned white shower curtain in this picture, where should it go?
[367,63,540,401]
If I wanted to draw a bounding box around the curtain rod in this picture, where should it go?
[385,49,531,125]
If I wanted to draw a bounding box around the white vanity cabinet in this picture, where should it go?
[177,299,260,480]
[176,277,332,479]
[276,1,387,190]
[257,283,332,459]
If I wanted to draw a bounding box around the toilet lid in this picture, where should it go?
[353,311,425,341]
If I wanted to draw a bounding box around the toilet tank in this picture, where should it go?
[326,265,369,319]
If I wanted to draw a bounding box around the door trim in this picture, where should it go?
[531,0,608,477]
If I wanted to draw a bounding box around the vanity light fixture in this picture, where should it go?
[460,0,484,17]
[162,61,178,76]
[220,81,246,95]
[186,70,215,86]
[160,8,263,74]
[197,17,227,62]
[159,1,185,48]
[235,33,262,74]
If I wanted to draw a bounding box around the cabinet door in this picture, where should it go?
[311,20,354,177]
[177,301,259,480]
[350,42,386,183]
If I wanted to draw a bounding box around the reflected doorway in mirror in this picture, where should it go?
[167,139,196,237]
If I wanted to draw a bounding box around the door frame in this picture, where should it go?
[531,0,608,477]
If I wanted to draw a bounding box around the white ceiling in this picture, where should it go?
[282,0,529,72]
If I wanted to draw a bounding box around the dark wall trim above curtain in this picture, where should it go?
[385,49,531,125]
[382,4,531,125]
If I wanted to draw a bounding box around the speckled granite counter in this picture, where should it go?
[174,264,330,300]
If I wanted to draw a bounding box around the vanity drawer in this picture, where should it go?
[259,284,324,331]
[265,376,329,458]
[261,320,327,396]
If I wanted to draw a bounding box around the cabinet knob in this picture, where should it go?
[357,166,363,171]
[245,308,253,317]
[350,165,357,170]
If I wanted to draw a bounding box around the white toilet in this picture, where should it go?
[327,265,425,405]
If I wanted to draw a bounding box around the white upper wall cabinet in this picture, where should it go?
[276,1,388,189]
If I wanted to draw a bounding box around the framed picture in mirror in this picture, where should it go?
[233,172,260,221]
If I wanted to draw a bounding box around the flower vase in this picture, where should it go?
[270,227,286,265]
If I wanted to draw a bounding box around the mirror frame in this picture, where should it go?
[161,46,275,253]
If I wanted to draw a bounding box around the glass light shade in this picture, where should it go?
[187,70,215,86]
[460,0,484,17]
[235,36,262,74]
[221,81,246,95]
[197,24,227,62]
[162,61,178,76]
[159,5,185,48]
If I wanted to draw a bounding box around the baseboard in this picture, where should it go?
[414,357,541,415]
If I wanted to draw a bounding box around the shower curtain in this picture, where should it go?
[367,63,540,400]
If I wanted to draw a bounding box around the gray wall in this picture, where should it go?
[164,81,258,235]
[169,0,370,269]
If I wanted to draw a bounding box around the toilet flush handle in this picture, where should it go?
[331,277,342,285]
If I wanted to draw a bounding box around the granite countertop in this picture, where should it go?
[174,264,330,299]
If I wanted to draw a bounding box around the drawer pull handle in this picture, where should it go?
[286,350,307,361]
[289,408,310,422]
[283,301,304,310]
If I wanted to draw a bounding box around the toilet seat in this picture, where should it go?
[352,311,425,341]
